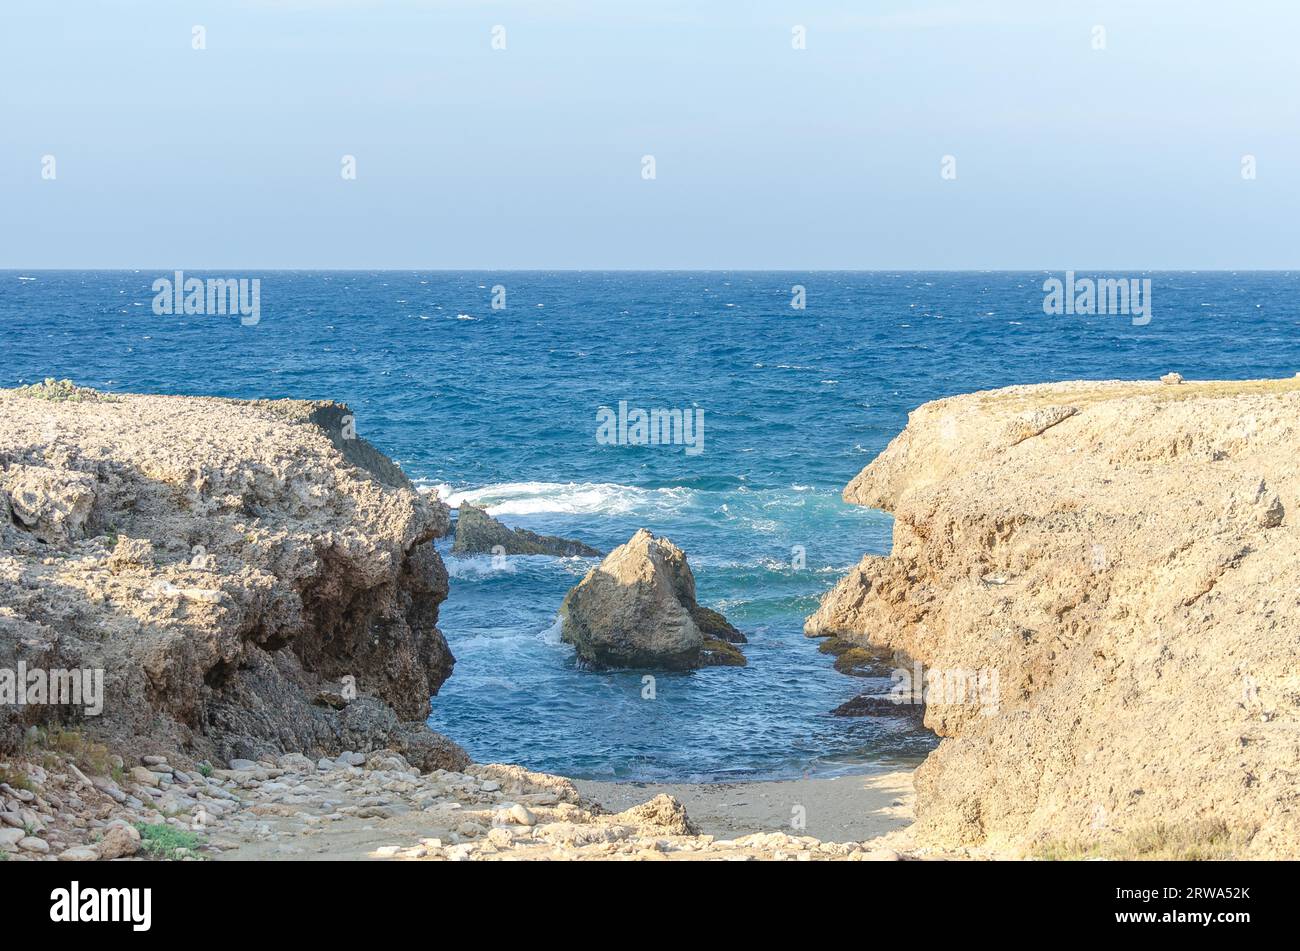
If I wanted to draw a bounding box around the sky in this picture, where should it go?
[1,0,1297,269]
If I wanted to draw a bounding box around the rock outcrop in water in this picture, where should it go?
[560,529,745,669]
[0,383,467,773]
[451,502,602,558]
[807,377,1300,858]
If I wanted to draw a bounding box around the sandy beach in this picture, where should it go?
[576,768,918,843]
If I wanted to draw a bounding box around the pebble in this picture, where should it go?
[505,803,536,826]
[58,847,99,861]
[97,823,141,859]
[858,848,903,861]
[130,766,160,787]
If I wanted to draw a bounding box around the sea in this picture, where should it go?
[5,270,1298,781]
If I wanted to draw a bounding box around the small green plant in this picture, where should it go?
[14,378,118,403]
[196,762,213,778]
[135,823,204,860]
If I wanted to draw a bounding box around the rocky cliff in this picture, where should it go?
[807,377,1300,858]
[0,382,466,772]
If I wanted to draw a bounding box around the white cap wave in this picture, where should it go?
[416,480,692,517]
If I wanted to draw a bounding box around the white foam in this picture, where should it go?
[444,554,519,578]
[539,616,564,644]
[419,480,693,517]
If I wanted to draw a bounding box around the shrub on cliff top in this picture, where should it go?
[14,378,117,402]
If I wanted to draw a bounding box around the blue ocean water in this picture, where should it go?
[5,271,1300,780]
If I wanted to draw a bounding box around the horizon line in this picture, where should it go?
[4,267,1298,274]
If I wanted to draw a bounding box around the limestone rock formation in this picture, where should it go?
[0,385,467,773]
[807,377,1300,858]
[559,529,746,669]
[451,502,602,558]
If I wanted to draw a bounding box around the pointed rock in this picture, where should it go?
[559,529,746,670]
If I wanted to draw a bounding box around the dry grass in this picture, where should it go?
[1034,820,1255,861]
[0,763,35,792]
[25,727,120,779]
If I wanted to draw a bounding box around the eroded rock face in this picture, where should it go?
[0,387,465,772]
[560,529,745,669]
[451,502,602,558]
[806,377,1300,858]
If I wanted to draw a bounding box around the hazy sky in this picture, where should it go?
[2,1,1297,268]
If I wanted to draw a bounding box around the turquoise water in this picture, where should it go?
[6,270,1299,779]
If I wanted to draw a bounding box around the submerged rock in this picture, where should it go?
[559,529,746,670]
[451,502,602,558]
[817,637,895,677]
[831,693,925,722]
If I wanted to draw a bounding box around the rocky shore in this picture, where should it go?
[807,376,1300,858]
[2,744,914,861]
[8,376,1296,862]
[0,384,891,862]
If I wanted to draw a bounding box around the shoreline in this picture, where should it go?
[7,376,1296,859]
[575,767,917,844]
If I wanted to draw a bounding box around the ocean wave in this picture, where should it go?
[418,479,695,517]
[539,616,564,644]
[443,551,594,578]
[443,554,521,578]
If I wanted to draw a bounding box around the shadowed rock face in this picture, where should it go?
[560,529,746,670]
[451,502,602,558]
[807,377,1300,858]
[0,386,466,772]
